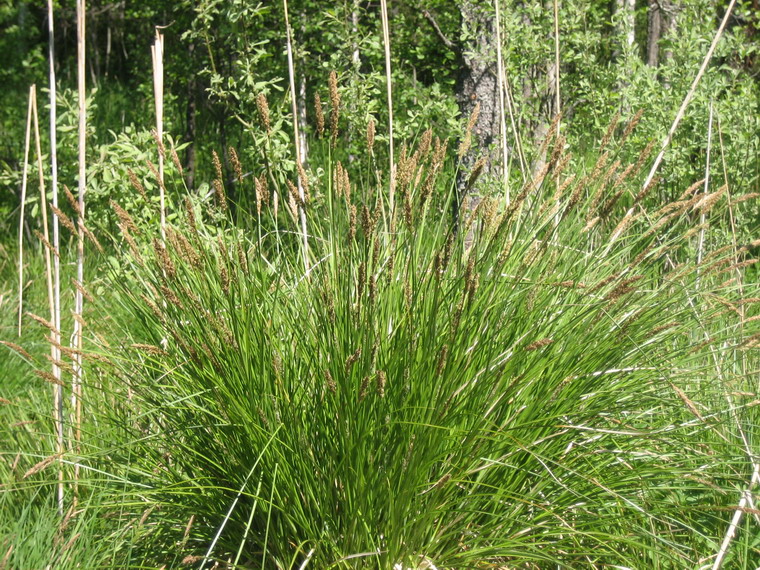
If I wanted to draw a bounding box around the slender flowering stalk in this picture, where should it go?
[284,0,310,276]
[71,0,87,500]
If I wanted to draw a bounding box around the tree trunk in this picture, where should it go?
[647,0,679,68]
[456,0,500,212]
[646,0,662,67]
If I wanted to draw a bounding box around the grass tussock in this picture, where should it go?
[1,109,759,568]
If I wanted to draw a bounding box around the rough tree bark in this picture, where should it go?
[455,0,501,214]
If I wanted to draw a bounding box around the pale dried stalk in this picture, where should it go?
[551,0,562,227]
[695,101,713,289]
[612,0,737,246]
[283,0,309,276]
[32,86,65,514]
[71,0,87,498]
[552,0,561,130]
[151,27,166,241]
[46,0,64,514]
[47,0,61,364]
[716,110,744,325]
[712,462,760,569]
[494,0,509,203]
[380,0,396,211]
[642,0,737,191]
[502,73,528,183]
[18,86,33,337]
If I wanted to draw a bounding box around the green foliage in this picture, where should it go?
[0,1,759,567]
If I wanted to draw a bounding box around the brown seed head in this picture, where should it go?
[357,261,367,299]
[153,238,176,279]
[110,200,138,234]
[458,102,480,158]
[256,93,271,135]
[127,170,148,201]
[228,146,243,184]
[184,196,198,234]
[147,160,166,193]
[345,347,362,373]
[33,230,59,259]
[297,163,310,203]
[418,129,433,160]
[324,369,336,393]
[51,205,77,236]
[367,118,376,153]
[600,112,620,151]
[0,340,33,361]
[358,375,370,402]
[436,344,449,376]
[212,149,223,180]
[329,71,340,145]
[25,312,58,334]
[237,242,249,275]
[254,176,264,216]
[632,140,656,177]
[213,179,227,212]
[466,156,488,191]
[620,109,644,143]
[170,145,184,177]
[34,369,64,387]
[23,453,64,479]
[525,338,553,351]
[343,164,352,202]
[348,204,357,241]
[376,370,387,398]
[314,92,325,137]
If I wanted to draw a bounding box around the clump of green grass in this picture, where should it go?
[70,116,759,568]
[2,102,759,568]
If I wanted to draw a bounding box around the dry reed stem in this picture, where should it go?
[284,0,310,276]
[72,0,88,500]
[18,86,34,337]
[30,83,66,502]
[712,462,760,569]
[379,0,396,209]
[45,0,65,514]
[642,0,738,193]
[494,0,509,203]
[151,28,165,240]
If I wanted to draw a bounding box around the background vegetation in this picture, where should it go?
[1,0,759,568]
